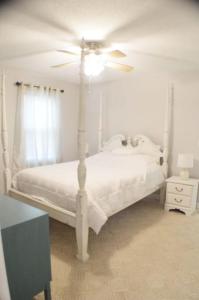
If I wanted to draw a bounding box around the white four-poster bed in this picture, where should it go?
[0,41,173,262]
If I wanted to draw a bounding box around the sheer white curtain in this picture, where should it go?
[13,84,61,172]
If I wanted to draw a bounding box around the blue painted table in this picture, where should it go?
[0,194,52,300]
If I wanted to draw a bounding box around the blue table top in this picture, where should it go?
[0,194,47,230]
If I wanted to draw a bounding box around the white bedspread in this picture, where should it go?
[12,152,164,233]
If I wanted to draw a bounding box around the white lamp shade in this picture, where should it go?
[177,153,194,169]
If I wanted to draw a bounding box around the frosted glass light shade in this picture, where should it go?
[177,153,194,169]
[84,53,105,77]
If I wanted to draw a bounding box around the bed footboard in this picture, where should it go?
[9,189,76,228]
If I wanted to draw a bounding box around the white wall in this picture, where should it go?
[87,72,199,179]
[0,67,79,193]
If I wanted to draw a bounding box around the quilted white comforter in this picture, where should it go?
[13,152,164,233]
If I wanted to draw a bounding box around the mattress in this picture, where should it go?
[12,152,164,233]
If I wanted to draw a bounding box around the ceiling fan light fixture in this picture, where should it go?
[84,53,106,77]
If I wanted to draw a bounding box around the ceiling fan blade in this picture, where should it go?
[106,61,134,72]
[57,50,79,56]
[107,50,126,58]
[51,61,77,68]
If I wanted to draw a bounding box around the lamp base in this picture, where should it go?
[179,169,190,180]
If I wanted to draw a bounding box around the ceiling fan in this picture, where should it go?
[51,41,134,76]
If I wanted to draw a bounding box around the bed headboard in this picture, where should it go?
[98,83,174,178]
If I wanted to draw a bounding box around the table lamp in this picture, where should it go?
[177,153,194,180]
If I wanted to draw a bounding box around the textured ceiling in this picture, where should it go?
[0,0,199,83]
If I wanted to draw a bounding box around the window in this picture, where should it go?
[13,85,61,170]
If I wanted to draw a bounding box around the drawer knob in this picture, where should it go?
[175,187,183,192]
[174,198,183,203]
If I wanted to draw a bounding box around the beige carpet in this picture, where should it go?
[37,198,199,300]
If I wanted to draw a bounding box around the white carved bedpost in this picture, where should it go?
[76,39,89,262]
[160,83,173,204]
[1,71,11,194]
[98,93,103,152]
[163,83,173,177]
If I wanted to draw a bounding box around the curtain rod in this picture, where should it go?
[15,81,64,93]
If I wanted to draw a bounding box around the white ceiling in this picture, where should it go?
[0,0,199,83]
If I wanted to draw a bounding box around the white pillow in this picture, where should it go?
[102,134,125,151]
[112,145,135,155]
[133,134,162,161]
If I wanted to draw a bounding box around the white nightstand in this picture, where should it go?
[165,176,199,216]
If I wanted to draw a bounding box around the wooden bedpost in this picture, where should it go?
[76,39,89,262]
[1,71,11,194]
[160,83,173,204]
[98,93,103,152]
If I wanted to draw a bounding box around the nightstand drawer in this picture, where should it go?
[167,182,192,196]
[167,193,191,207]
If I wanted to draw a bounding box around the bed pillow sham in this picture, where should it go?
[133,134,163,161]
[102,134,126,151]
[112,145,135,155]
